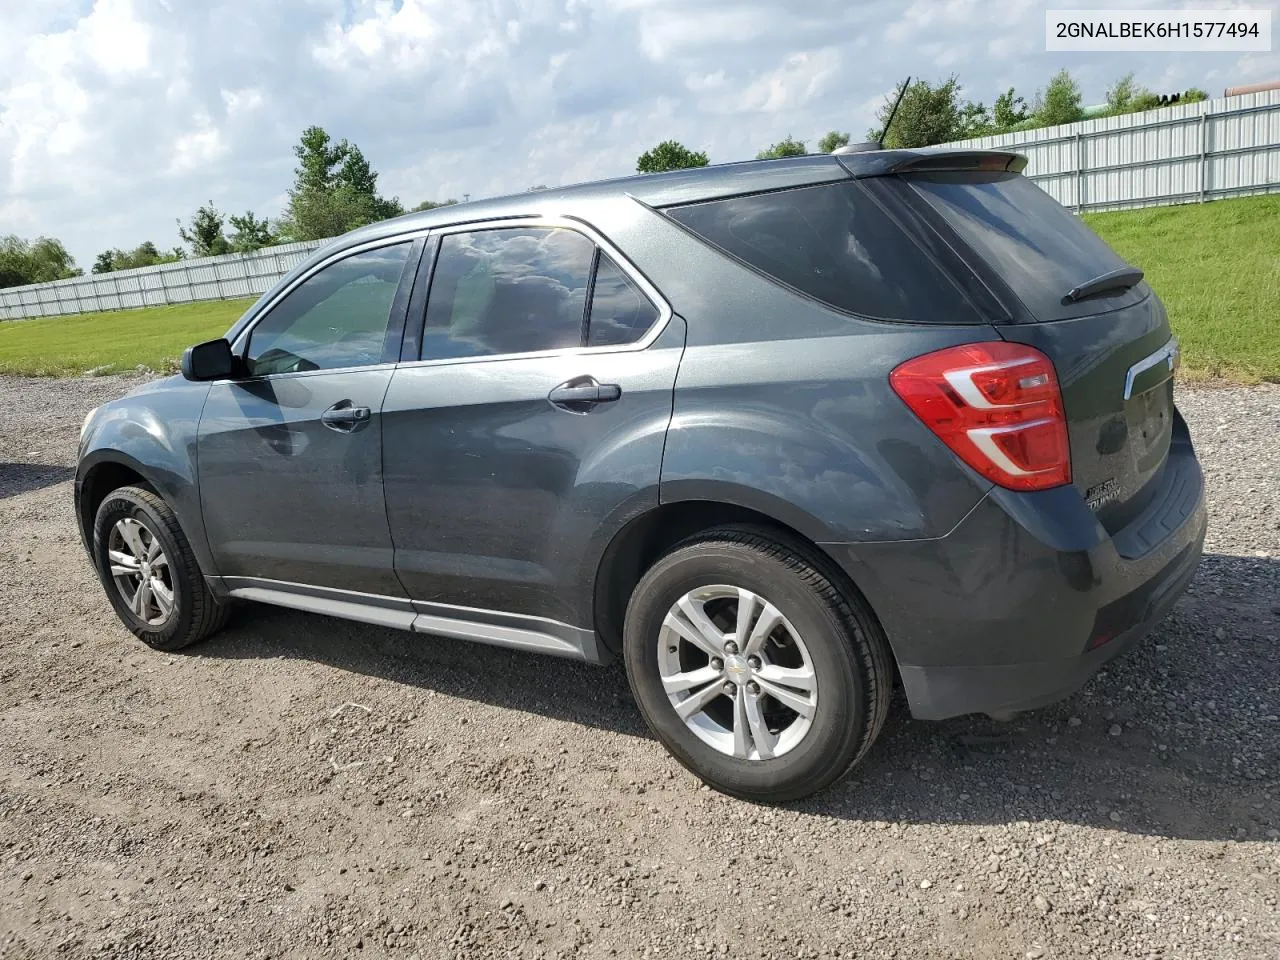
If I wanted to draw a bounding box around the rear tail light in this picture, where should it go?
[889,342,1071,492]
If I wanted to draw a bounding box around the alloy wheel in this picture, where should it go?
[658,584,818,761]
[107,517,175,626]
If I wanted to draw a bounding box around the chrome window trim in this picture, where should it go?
[229,231,430,358]
[398,215,674,370]
[1122,336,1179,400]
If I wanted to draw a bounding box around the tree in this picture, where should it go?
[636,140,709,173]
[0,235,81,288]
[227,211,274,253]
[278,126,404,240]
[871,76,986,148]
[1106,72,1139,113]
[756,136,806,160]
[818,131,850,153]
[1034,69,1084,127]
[992,87,1031,129]
[91,242,184,273]
[412,199,458,212]
[178,203,230,258]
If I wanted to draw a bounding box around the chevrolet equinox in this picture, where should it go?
[77,149,1207,801]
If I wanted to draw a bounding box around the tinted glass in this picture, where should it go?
[666,181,976,322]
[422,228,594,360]
[908,172,1144,320]
[247,244,410,375]
[587,254,661,347]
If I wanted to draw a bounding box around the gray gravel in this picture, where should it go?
[0,374,1277,960]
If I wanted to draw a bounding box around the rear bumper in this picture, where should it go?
[824,441,1206,720]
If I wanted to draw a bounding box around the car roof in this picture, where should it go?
[333,148,1024,250]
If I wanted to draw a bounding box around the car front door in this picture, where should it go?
[198,238,421,597]
[381,222,684,633]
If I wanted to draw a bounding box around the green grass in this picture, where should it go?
[0,299,254,377]
[1084,195,1280,384]
[1,194,1277,380]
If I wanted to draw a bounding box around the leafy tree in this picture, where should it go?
[992,87,1031,129]
[1182,88,1209,103]
[958,101,995,139]
[227,211,274,253]
[0,235,81,288]
[1034,69,1084,127]
[871,76,986,148]
[412,199,458,212]
[636,140,709,173]
[1106,73,1139,113]
[278,126,403,240]
[756,136,806,160]
[817,131,850,153]
[91,241,184,273]
[178,203,231,258]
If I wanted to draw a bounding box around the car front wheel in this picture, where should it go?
[623,526,892,802]
[92,485,228,651]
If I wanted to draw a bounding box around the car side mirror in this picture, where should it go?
[180,338,236,381]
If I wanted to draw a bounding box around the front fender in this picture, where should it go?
[77,378,215,576]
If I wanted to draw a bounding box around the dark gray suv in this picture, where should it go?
[77,149,1206,801]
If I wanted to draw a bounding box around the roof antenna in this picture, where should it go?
[877,75,911,149]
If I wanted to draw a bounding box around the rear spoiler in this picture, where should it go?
[836,150,1028,178]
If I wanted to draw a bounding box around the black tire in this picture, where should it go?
[623,525,892,802]
[92,485,229,651]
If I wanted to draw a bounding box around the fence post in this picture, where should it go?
[1199,109,1209,203]
[1075,131,1086,212]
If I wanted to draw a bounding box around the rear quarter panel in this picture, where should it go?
[571,192,1000,546]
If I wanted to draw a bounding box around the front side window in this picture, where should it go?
[422,227,595,361]
[246,243,412,376]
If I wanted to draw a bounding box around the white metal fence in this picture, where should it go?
[943,88,1280,212]
[2,89,1278,322]
[0,240,325,322]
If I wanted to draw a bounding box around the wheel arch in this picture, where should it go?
[591,494,887,661]
[76,451,218,580]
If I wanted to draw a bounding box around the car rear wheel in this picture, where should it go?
[623,526,892,802]
[92,485,229,651]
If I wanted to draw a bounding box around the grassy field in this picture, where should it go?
[1084,194,1280,383]
[0,194,1277,380]
[0,299,253,377]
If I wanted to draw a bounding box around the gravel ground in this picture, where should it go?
[0,374,1276,960]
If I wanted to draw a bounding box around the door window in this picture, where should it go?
[421,227,596,361]
[247,243,412,376]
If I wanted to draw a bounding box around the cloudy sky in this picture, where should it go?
[1,0,1276,267]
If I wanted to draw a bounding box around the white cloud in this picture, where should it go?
[0,0,1274,267]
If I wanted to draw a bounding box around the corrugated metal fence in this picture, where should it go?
[0,240,325,321]
[2,89,1278,322]
[944,88,1280,211]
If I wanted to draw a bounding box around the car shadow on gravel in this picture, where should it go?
[195,552,1277,844]
[0,462,73,499]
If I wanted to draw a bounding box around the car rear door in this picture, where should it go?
[197,238,422,597]
[381,220,684,633]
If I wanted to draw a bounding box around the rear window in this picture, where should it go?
[665,181,981,323]
[907,173,1146,320]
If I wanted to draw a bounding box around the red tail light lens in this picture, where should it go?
[889,342,1071,492]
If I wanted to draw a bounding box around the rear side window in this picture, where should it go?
[422,227,594,360]
[907,172,1145,320]
[587,254,660,347]
[665,181,979,323]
